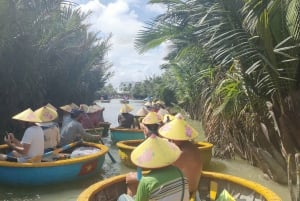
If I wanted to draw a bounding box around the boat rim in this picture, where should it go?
[116,140,214,150]
[0,141,109,167]
[77,171,282,201]
[110,128,143,133]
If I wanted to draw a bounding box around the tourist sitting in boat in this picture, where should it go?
[79,103,105,129]
[35,106,60,152]
[0,107,56,162]
[133,107,148,129]
[159,116,203,198]
[117,104,135,128]
[60,109,101,146]
[59,103,79,129]
[143,101,153,112]
[140,111,162,138]
[118,134,189,201]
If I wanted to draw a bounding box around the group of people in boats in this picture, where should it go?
[116,100,203,201]
[0,99,203,200]
[0,102,103,162]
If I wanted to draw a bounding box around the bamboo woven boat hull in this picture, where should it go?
[0,142,109,186]
[77,171,282,201]
[110,128,144,144]
[116,140,213,169]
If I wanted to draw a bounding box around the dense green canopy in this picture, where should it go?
[0,0,112,134]
[135,0,300,184]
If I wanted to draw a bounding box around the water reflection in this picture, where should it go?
[0,99,289,200]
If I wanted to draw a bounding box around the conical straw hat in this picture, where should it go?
[34,106,58,122]
[80,104,89,113]
[46,103,57,111]
[157,108,169,117]
[120,104,133,113]
[142,112,162,125]
[60,104,72,113]
[159,118,198,140]
[163,114,175,123]
[131,135,181,169]
[12,108,41,123]
[135,107,148,117]
[71,103,79,109]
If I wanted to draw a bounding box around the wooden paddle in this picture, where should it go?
[28,140,82,163]
[83,113,116,163]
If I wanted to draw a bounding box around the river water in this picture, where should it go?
[0,99,290,201]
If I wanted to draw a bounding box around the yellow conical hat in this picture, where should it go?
[163,114,175,123]
[120,104,133,113]
[131,135,181,169]
[157,108,169,117]
[46,103,57,111]
[142,112,162,125]
[60,104,72,113]
[159,118,198,140]
[71,103,79,109]
[12,108,41,123]
[80,104,89,113]
[34,106,58,122]
[135,107,148,117]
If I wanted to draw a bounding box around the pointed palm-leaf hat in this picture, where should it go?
[159,117,198,141]
[131,135,181,169]
[12,108,41,123]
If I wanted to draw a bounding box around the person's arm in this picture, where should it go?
[5,133,29,154]
[126,172,139,196]
[134,178,150,201]
[78,124,101,141]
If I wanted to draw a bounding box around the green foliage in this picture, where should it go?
[134,0,300,180]
[0,0,111,132]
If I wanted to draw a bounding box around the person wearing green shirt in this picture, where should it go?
[118,134,190,201]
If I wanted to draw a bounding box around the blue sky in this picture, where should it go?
[72,0,168,88]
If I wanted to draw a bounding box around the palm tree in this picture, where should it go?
[135,0,300,184]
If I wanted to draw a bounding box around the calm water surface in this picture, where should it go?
[0,99,290,200]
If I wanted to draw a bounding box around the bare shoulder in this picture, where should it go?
[181,141,201,157]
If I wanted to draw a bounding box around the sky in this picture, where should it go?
[72,0,168,88]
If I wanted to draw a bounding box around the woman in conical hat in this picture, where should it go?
[60,103,79,128]
[133,107,148,129]
[0,108,45,162]
[34,106,58,123]
[158,117,203,194]
[34,106,60,152]
[119,135,189,201]
[140,111,162,138]
[117,104,134,128]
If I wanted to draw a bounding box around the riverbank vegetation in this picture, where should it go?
[0,1,112,134]
[134,0,300,185]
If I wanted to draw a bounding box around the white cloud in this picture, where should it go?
[77,0,168,88]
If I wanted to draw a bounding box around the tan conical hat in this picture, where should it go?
[12,108,41,123]
[120,104,133,113]
[46,103,57,111]
[159,118,198,140]
[34,106,58,122]
[142,112,162,125]
[131,135,181,169]
[135,107,148,117]
[60,104,72,113]
[71,103,79,109]
[157,108,169,117]
[79,104,89,113]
